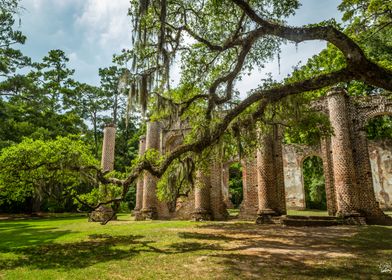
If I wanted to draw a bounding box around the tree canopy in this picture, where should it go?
[0,0,141,212]
[93,0,392,207]
[1,0,392,211]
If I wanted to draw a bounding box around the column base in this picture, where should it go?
[192,208,212,221]
[337,211,366,225]
[365,213,392,225]
[133,209,145,221]
[141,207,158,220]
[256,209,279,224]
[88,205,117,223]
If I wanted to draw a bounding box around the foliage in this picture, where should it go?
[105,0,392,205]
[0,49,88,148]
[0,0,143,212]
[302,156,326,210]
[228,162,243,208]
[0,0,30,77]
[0,136,99,212]
[157,157,194,210]
[366,115,392,140]
[1,0,392,211]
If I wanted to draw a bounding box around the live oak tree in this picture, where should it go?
[2,0,392,210]
[88,0,392,208]
[0,136,99,212]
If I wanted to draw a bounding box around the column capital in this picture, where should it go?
[104,122,116,128]
[327,87,348,98]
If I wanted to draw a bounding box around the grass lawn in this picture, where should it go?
[287,209,329,216]
[1,214,392,279]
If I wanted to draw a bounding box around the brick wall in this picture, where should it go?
[133,90,392,224]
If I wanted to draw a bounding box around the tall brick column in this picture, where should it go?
[209,162,229,220]
[327,89,360,217]
[273,126,287,215]
[257,134,276,215]
[101,123,116,172]
[100,123,116,198]
[134,136,146,220]
[320,137,337,216]
[141,121,161,219]
[192,170,212,221]
[256,125,285,223]
[239,156,259,219]
[89,123,117,222]
[353,129,391,223]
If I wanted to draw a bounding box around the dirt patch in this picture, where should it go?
[180,223,359,268]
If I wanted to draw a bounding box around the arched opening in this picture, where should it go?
[302,156,327,211]
[365,114,392,215]
[226,162,243,217]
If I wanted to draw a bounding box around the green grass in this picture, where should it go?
[227,208,240,217]
[287,209,329,216]
[0,215,391,279]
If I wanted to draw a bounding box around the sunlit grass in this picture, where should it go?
[0,215,391,279]
[287,209,329,216]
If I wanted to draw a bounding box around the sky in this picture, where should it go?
[17,0,342,91]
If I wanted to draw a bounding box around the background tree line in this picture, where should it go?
[0,0,142,213]
[1,0,392,213]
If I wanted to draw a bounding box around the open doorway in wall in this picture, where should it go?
[366,115,392,217]
[227,162,243,217]
[302,156,327,213]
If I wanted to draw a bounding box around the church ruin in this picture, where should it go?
[131,89,392,225]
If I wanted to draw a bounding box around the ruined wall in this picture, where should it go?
[282,145,307,210]
[239,156,259,219]
[221,163,234,209]
[281,144,324,210]
[135,92,392,221]
[280,140,392,211]
[369,140,392,210]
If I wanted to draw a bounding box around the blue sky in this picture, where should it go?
[18,0,131,85]
[17,0,342,90]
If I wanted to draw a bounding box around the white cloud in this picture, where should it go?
[75,0,131,48]
[19,0,340,88]
[27,0,80,11]
[69,51,78,62]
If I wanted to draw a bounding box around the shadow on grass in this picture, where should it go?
[179,223,392,279]
[0,233,152,270]
[0,222,223,271]
[0,222,73,248]
[178,232,238,241]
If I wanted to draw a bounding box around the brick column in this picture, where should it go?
[256,125,286,224]
[273,126,287,215]
[209,162,228,220]
[134,136,146,220]
[192,170,212,221]
[141,121,161,219]
[327,89,360,217]
[89,123,116,222]
[256,132,278,223]
[101,123,116,172]
[221,163,233,209]
[354,130,389,222]
[239,155,259,219]
[320,137,337,216]
[100,124,116,198]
